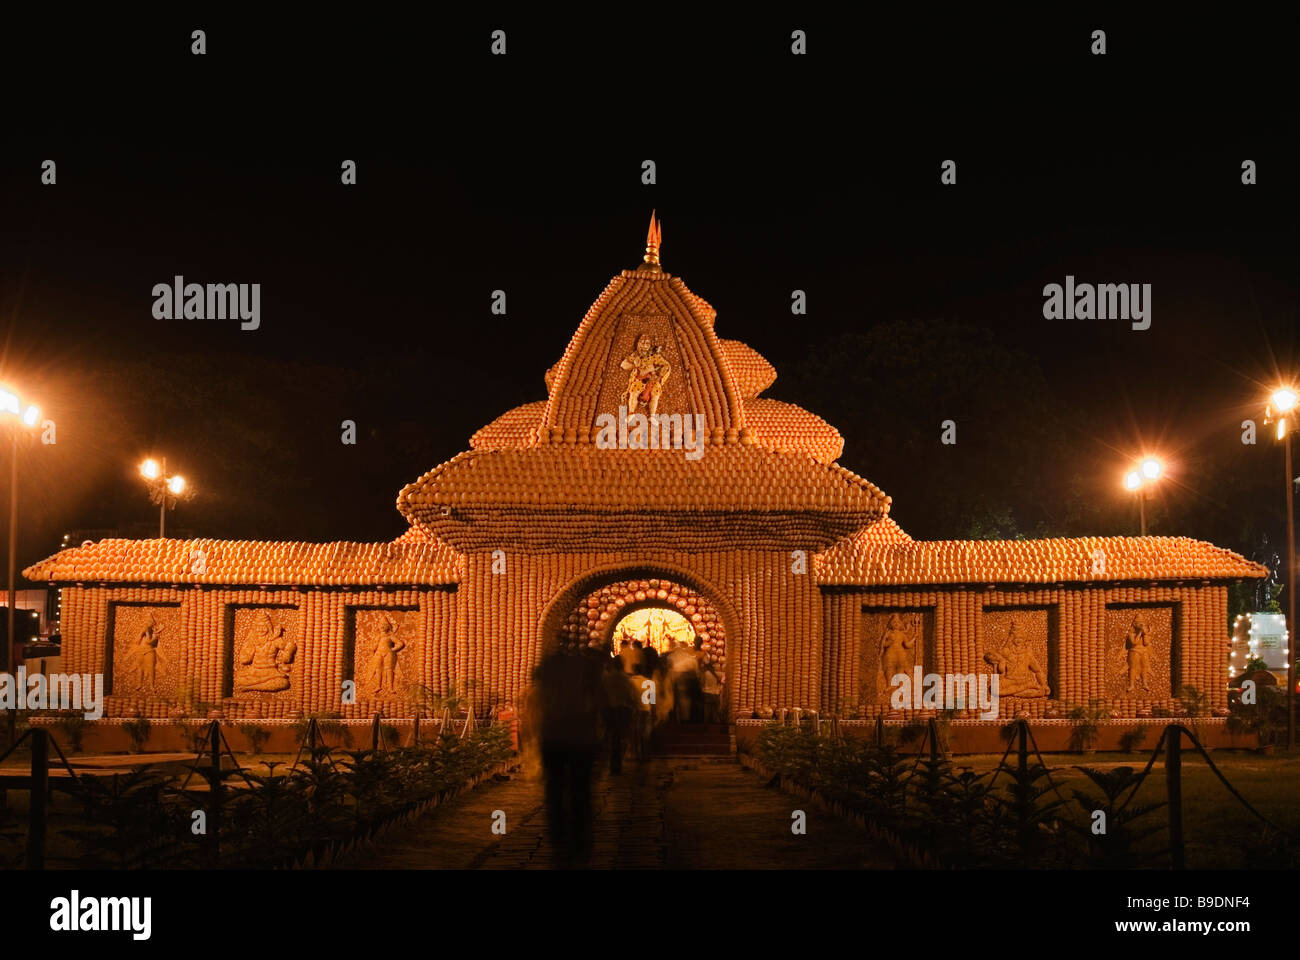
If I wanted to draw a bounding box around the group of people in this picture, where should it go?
[522,635,725,866]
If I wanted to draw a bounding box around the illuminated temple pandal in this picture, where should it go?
[26,215,1267,724]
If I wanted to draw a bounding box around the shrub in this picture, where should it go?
[237,723,272,755]
[1066,766,1165,869]
[122,716,152,754]
[1118,725,1149,754]
[1067,700,1107,752]
[55,714,88,753]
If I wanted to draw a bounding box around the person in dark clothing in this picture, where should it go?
[533,647,605,866]
[689,636,707,722]
[601,656,636,774]
[641,643,661,678]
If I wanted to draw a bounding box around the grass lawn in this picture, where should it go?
[953,751,1300,869]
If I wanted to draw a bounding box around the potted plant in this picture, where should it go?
[1067,699,1106,753]
[237,722,272,755]
[54,713,88,753]
[122,714,152,754]
[1117,725,1148,754]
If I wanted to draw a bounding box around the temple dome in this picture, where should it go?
[719,339,776,399]
[403,215,893,548]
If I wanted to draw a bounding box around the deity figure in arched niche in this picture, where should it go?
[236,611,297,693]
[620,334,671,416]
[1124,614,1151,692]
[645,609,667,651]
[984,619,1050,698]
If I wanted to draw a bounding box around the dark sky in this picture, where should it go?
[2,13,1297,578]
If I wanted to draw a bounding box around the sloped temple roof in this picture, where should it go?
[26,215,1266,587]
[24,538,462,587]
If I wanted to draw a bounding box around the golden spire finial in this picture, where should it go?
[642,210,662,269]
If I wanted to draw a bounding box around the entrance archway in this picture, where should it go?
[538,565,744,721]
[554,576,728,676]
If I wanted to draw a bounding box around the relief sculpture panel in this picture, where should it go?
[1105,605,1173,700]
[111,604,182,698]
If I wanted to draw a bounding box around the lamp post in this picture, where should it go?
[1,386,40,742]
[1265,386,1297,749]
[1123,456,1164,536]
[139,458,189,537]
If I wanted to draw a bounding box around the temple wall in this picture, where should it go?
[820,582,1230,719]
[53,549,823,719]
[51,570,1230,722]
[455,549,821,716]
[54,584,455,719]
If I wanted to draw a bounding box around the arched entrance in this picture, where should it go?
[554,577,728,677]
[537,564,743,724]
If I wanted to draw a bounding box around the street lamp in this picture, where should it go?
[1,384,40,740]
[1123,456,1163,535]
[1264,385,1298,749]
[139,457,191,537]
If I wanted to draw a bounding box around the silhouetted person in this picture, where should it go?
[619,638,643,675]
[601,656,636,774]
[641,643,661,678]
[533,647,604,866]
[628,667,653,759]
[665,640,699,723]
[700,661,722,723]
[689,637,707,722]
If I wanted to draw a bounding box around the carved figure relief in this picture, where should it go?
[620,333,672,416]
[111,605,181,698]
[1105,605,1172,700]
[860,609,930,706]
[352,608,420,698]
[983,618,1051,697]
[235,610,298,693]
[365,613,407,694]
[131,611,165,688]
[1124,614,1151,692]
[879,613,917,691]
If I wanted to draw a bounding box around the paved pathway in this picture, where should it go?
[332,758,896,869]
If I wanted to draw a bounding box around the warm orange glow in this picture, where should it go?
[1140,457,1163,480]
[1272,387,1298,414]
[1123,470,1142,491]
[167,474,186,495]
[20,404,39,427]
[610,606,694,655]
[140,458,160,480]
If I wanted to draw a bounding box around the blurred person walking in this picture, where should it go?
[533,646,604,866]
[601,656,636,774]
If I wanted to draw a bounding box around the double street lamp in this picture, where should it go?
[139,458,189,538]
[1264,386,1298,749]
[1123,456,1164,535]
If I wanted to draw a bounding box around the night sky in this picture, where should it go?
[2,14,1297,582]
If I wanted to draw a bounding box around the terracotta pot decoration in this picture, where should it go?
[21,220,1267,723]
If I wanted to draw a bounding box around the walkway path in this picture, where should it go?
[332,758,896,869]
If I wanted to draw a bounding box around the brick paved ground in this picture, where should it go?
[333,757,896,869]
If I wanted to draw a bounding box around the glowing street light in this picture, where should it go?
[1270,387,1298,442]
[1122,455,1164,535]
[0,383,42,736]
[1263,383,1299,749]
[139,456,192,537]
